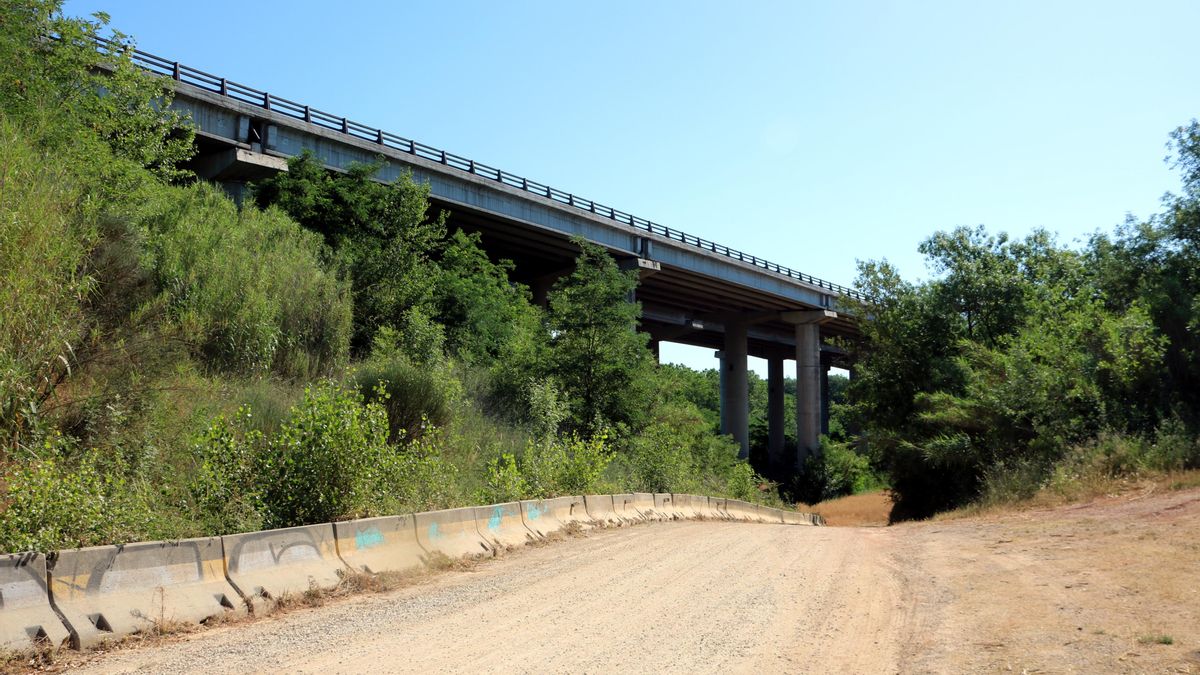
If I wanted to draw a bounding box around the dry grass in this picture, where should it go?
[937,469,1200,522]
[0,609,244,674]
[266,561,470,617]
[797,491,894,527]
[0,643,64,674]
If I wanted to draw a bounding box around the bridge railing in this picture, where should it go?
[100,39,865,302]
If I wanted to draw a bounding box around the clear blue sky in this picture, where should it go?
[64,0,1200,375]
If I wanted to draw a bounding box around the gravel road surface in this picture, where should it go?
[67,487,1200,673]
[71,521,904,674]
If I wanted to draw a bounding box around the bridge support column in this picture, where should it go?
[796,321,820,469]
[783,310,837,471]
[716,350,726,438]
[821,362,831,436]
[531,278,553,308]
[767,356,786,475]
[721,324,749,459]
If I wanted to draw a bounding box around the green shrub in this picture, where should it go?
[621,403,703,493]
[478,452,527,504]
[257,381,391,527]
[724,462,762,502]
[354,359,457,442]
[481,432,614,500]
[1144,418,1200,471]
[188,407,266,534]
[142,182,351,379]
[371,428,461,513]
[980,457,1051,505]
[0,436,155,552]
[556,434,615,495]
[353,319,462,442]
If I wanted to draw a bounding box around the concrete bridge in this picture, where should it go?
[129,47,860,475]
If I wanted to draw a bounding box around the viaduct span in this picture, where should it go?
[132,47,861,475]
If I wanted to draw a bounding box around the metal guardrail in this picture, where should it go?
[98,39,865,301]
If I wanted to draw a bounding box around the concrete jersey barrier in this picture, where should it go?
[3,491,827,656]
[726,500,758,522]
[583,495,623,526]
[0,552,70,652]
[51,538,242,649]
[610,493,643,523]
[520,496,590,538]
[784,511,816,526]
[334,515,424,575]
[758,505,784,524]
[519,499,562,539]
[653,493,683,520]
[415,507,492,560]
[475,502,536,550]
[223,524,344,605]
[686,492,710,516]
[675,494,709,519]
[626,493,658,521]
[707,497,730,520]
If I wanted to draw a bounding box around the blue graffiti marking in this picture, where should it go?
[488,506,504,530]
[528,504,542,520]
[355,527,385,550]
[428,522,441,540]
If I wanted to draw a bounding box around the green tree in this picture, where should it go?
[547,238,655,436]
[0,1,195,184]
[434,230,541,366]
[253,152,447,350]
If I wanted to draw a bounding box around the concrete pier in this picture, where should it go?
[767,356,786,474]
[721,324,749,459]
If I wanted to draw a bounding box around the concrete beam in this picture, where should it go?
[781,309,838,326]
[169,85,852,312]
[617,257,661,277]
[191,147,287,182]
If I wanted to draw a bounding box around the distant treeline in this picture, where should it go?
[844,120,1200,518]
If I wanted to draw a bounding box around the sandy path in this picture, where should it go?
[68,487,1200,674]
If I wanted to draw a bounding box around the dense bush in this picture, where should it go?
[352,314,462,441]
[256,382,392,527]
[791,437,882,504]
[188,407,266,535]
[142,183,352,379]
[0,117,97,454]
[252,153,446,351]
[478,433,615,503]
[850,128,1200,516]
[0,436,156,552]
[620,402,708,493]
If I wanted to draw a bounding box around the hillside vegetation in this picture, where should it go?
[0,2,827,553]
[5,3,1194,550]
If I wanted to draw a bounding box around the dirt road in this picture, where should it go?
[69,488,1200,674]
